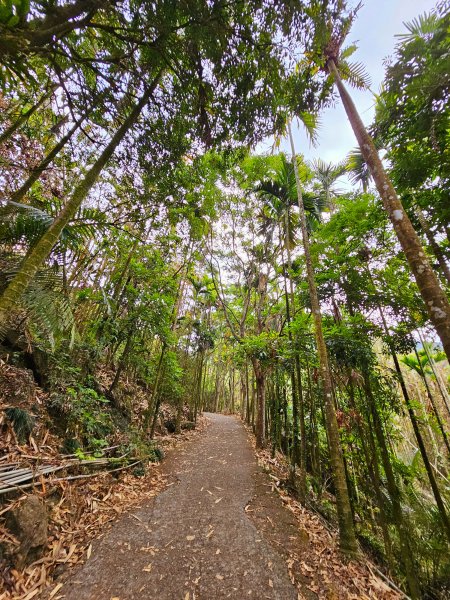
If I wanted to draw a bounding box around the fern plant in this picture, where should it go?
[0,258,76,350]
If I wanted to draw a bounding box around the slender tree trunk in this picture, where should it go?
[363,377,421,599]
[369,271,450,537]
[328,59,450,363]
[245,363,251,423]
[240,370,247,420]
[0,73,163,328]
[10,117,85,203]
[143,342,166,435]
[282,218,307,497]
[415,206,450,285]
[418,330,450,418]
[108,329,134,402]
[288,122,357,556]
[230,368,235,414]
[305,352,320,478]
[280,238,300,479]
[194,351,205,423]
[252,359,266,448]
[386,337,450,541]
[213,367,220,413]
[414,346,450,455]
[349,383,394,570]
[0,86,56,145]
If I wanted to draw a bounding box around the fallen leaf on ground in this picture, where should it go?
[49,583,63,599]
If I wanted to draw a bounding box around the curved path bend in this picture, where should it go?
[61,413,305,600]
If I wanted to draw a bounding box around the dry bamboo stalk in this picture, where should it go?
[0,460,144,494]
[0,457,141,494]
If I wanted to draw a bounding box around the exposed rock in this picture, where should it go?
[5,495,48,567]
[163,417,176,433]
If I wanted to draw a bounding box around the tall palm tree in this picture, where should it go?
[255,154,306,495]
[287,122,358,556]
[309,6,450,363]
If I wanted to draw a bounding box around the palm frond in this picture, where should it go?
[346,147,372,190]
[297,112,321,147]
[0,200,53,246]
[397,12,438,42]
[339,44,358,60]
[400,354,421,374]
[339,60,371,90]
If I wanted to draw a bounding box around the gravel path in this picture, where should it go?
[60,413,301,599]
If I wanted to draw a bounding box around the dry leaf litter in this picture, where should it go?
[0,361,208,600]
[246,426,405,600]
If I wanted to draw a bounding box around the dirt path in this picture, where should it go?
[59,414,303,599]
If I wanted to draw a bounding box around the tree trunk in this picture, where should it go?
[349,384,394,571]
[10,116,85,203]
[194,351,205,423]
[415,206,450,285]
[252,359,266,448]
[392,346,450,541]
[0,73,162,329]
[245,363,251,423]
[0,86,56,145]
[328,59,450,364]
[368,270,450,539]
[418,330,450,418]
[288,121,358,556]
[363,376,421,599]
[280,235,300,481]
[143,342,166,435]
[108,329,134,404]
[240,370,247,420]
[413,346,450,455]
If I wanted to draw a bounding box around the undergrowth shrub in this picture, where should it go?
[48,384,113,450]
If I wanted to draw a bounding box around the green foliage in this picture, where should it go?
[49,384,113,450]
[0,260,75,350]
[158,350,184,404]
[239,332,279,364]
[374,9,450,231]
[0,0,29,27]
[404,485,450,593]
[118,431,164,464]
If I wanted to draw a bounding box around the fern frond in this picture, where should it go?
[0,258,75,350]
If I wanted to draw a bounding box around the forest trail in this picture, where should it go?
[58,414,303,600]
